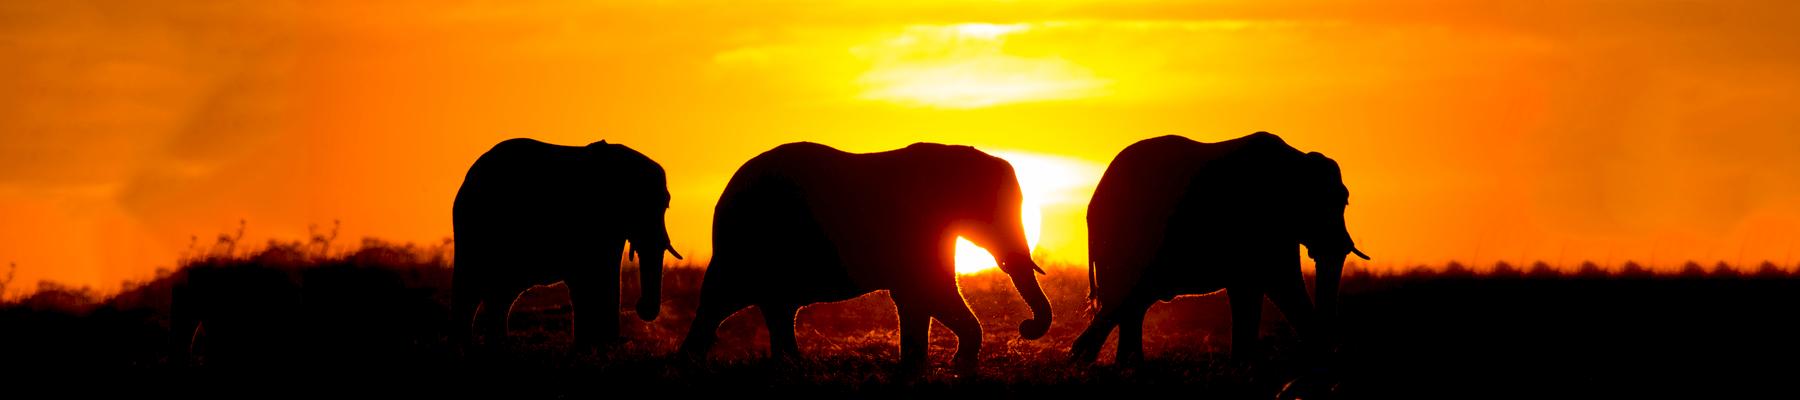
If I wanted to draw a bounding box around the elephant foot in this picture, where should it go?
[463,343,514,366]
[1019,318,1050,340]
[768,349,804,365]
[1300,338,1340,362]
[571,338,624,359]
[891,360,927,382]
[1231,346,1262,364]
[1115,349,1144,367]
[676,343,711,362]
[762,353,804,373]
[1275,371,1341,400]
[573,335,626,349]
[1058,335,1101,363]
[635,301,662,322]
[1069,343,1101,365]
[952,356,980,377]
[678,349,704,361]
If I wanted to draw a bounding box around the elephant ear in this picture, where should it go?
[1304,151,1335,171]
[1303,152,1348,200]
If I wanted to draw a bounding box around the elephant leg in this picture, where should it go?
[1267,273,1319,351]
[678,292,746,359]
[566,273,621,347]
[1228,287,1266,360]
[1114,298,1153,366]
[895,296,932,375]
[930,293,983,375]
[477,290,520,347]
[761,303,801,361]
[1071,308,1119,364]
[450,280,482,347]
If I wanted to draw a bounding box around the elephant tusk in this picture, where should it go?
[1002,261,1045,275]
[668,245,684,260]
[1012,260,1045,275]
[1351,246,1371,260]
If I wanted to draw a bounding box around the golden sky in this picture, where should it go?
[3,0,1799,292]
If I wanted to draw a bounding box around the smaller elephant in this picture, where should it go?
[680,142,1052,374]
[169,264,302,366]
[451,138,681,349]
[1071,132,1368,364]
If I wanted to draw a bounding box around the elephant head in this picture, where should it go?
[1293,152,1368,327]
[590,141,684,321]
[958,159,1053,340]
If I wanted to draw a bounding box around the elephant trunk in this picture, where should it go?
[1004,254,1053,340]
[633,224,676,322]
[1312,253,1346,339]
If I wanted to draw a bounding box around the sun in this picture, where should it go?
[955,200,1042,274]
[855,23,1109,109]
[955,150,1095,274]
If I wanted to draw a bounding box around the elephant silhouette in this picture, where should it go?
[169,264,302,366]
[1070,132,1368,364]
[452,138,681,349]
[678,142,1052,374]
[170,262,445,366]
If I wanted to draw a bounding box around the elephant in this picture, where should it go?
[1069,132,1368,364]
[171,262,445,366]
[678,142,1052,373]
[169,264,302,366]
[451,138,682,349]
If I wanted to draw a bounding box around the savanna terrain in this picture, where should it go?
[4,239,1798,398]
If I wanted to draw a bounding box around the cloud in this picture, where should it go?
[0,0,299,287]
[4,0,1800,290]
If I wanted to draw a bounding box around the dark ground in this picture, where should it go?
[4,244,1798,398]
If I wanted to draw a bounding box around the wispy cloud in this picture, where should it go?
[851,23,1111,108]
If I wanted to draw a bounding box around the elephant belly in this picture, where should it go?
[466,235,618,286]
[780,256,869,305]
[1146,233,1274,293]
[711,215,866,306]
[718,175,887,305]
[1146,263,1229,300]
[708,249,868,307]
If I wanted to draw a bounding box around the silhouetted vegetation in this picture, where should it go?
[2,240,1797,396]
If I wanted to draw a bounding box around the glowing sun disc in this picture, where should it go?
[955,199,1042,274]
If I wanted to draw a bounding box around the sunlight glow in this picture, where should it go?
[855,23,1108,109]
[954,23,1027,39]
[955,151,1100,274]
[955,201,1042,274]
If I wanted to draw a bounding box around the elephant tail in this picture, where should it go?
[1086,259,1098,300]
[449,252,480,345]
[1086,232,1101,301]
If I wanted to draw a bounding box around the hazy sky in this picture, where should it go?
[3,0,1798,292]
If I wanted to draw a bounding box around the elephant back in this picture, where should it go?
[711,142,1018,291]
[1088,133,1304,305]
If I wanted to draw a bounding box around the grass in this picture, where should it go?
[4,238,1800,397]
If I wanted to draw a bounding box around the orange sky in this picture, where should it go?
[3,0,1799,294]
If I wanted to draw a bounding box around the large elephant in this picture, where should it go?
[679,142,1052,373]
[1070,132,1368,364]
[451,138,682,348]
